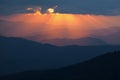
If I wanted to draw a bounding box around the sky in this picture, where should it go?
[0,0,120,15]
[0,0,120,45]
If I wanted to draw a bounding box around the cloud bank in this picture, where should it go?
[0,0,120,15]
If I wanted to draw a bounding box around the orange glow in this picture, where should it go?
[26,7,41,15]
[0,12,120,40]
[34,10,41,15]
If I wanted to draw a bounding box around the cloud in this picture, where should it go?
[0,0,120,15]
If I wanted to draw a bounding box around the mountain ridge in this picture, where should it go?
[0,36,120,76]
[41,37,107,46]
[1,51,120,80]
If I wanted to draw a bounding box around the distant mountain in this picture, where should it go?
[103,31,120,45]
[93,26,120,45]
[42,37,107,46]
[1,51,120,80]
[0,36,120,76]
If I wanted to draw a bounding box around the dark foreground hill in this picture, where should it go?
[0,36,120,75]
[1,51,120,80]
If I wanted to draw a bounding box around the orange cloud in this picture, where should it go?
[0,12,120,42]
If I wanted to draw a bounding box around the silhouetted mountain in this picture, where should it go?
[1,51,120,80]
[0,36,120,76]
[42,37,107,46]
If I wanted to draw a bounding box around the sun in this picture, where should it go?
[47,8,55,14]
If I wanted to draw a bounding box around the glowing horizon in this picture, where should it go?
[0,7,120,44]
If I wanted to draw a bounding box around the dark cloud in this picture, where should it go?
[0,0,120,15]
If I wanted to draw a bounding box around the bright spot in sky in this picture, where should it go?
[26,6,57,15]
[27,8,33,10]
[47,8,55,14]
